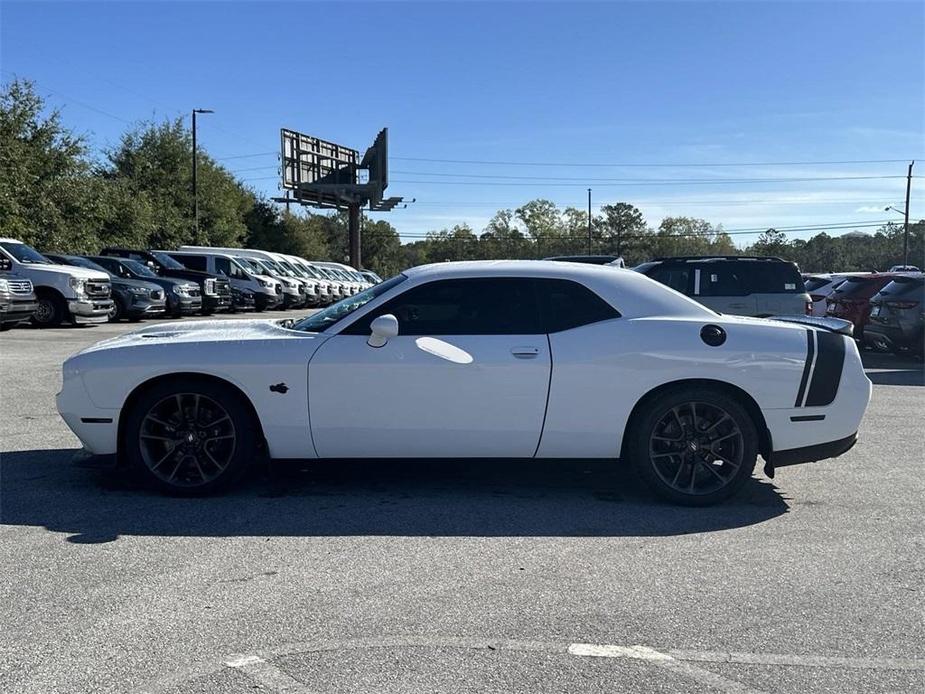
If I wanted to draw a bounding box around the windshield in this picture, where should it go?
[291,274,406,333]
[149,251,186,270]
[121,259,158,278]
[0,241,53,265]
[300,264,322,279]
[68,256,110,274]
[236,258,263,274]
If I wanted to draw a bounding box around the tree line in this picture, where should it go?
[2,79,921,277]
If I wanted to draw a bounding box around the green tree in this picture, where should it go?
[0,79,98,249]
[105,118,252,248]
[598,202,649,262]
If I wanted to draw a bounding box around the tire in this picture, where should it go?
[627,387,758,506]
[31,291,67,328]
[123,379,259,495]
[108,297,125,322]
[0,323,12,332]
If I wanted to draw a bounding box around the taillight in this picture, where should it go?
[885,300,920,310]
[805,301,813,315]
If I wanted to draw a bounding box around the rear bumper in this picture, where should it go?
[864,325,923,351]
[770,432,858,467]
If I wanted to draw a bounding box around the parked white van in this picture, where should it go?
[161,250,283,311]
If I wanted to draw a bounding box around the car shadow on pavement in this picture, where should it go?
[0,448,789,543]
[861,351,924,386]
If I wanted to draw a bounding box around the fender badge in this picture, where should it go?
[269,383,289,394]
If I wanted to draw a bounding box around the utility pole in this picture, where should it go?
[587,188,592,255]
[903,161,914,267]
[191,108,214,242]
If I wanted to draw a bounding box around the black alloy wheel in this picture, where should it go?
[629,387,758,505]
[125,380,258,495]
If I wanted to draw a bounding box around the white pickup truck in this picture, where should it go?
[0,238,113,327]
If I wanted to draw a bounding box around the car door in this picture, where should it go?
[307,277,552,458]
[693,263,757,315]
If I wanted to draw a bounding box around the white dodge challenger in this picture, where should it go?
[57,261,871,504]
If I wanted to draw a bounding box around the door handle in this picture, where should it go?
[511,346,540,359]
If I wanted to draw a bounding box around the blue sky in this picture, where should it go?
[2,1,923,243]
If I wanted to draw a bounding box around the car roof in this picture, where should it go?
[401,260,713,319]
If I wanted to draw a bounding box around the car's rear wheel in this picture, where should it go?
[124,379,258,495]
[628,387,758,505]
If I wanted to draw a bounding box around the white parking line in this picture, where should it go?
[569,643,767,694]
[668,648,925,671]
[224,654,314,693]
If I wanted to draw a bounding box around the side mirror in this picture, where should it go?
[367,313,399,348]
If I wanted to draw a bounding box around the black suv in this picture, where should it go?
[100,248,231,314]
[634,256,811,317]
[865,275,924,357]
[44,254,167,322]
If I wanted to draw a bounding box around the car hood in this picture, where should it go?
[75,318,317,355]
[112,278,163,292]
[24,263,109,283]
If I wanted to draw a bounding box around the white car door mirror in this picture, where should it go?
[368,313,399,348]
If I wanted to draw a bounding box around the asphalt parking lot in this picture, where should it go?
[1,314,923,694]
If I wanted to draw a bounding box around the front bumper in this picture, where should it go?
[0,297,39,324]
[125,297,167,317]
[56,380,119,455]
[202,294,233,312]
[69,298,113,324]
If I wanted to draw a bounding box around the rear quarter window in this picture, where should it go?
[745,263,803,294]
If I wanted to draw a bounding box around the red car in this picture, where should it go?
[825,274,896,338]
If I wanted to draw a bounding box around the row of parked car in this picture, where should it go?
[556,254,923,358]
[804,270,924,357]
[0,238,383,330]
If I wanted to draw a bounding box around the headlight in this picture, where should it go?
[258,278,271,288]
[204,278,217,296]
[127,286,149,295]
[0,279,9,293]
[68,277,87,296]
[173,284,191,296]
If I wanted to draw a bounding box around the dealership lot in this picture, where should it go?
[1,316,923,693]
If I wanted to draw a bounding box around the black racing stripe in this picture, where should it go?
[794,330,814,407]
[805,331,846,407]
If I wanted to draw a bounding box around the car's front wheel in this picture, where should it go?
[124,379,259,495]
[627,387,758,506]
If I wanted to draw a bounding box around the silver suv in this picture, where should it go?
[634,256,812,317]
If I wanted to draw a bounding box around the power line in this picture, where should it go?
[391,156,918,168]
[386,176,912,188]
[390,171,909,183]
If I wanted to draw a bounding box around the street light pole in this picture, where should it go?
[902,161,914,267]
[192,108,214,242]
[587,188,592,255]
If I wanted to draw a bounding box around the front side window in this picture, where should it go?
[291,274,407,333]
[214,257,232,276]
[342,278,543,336]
